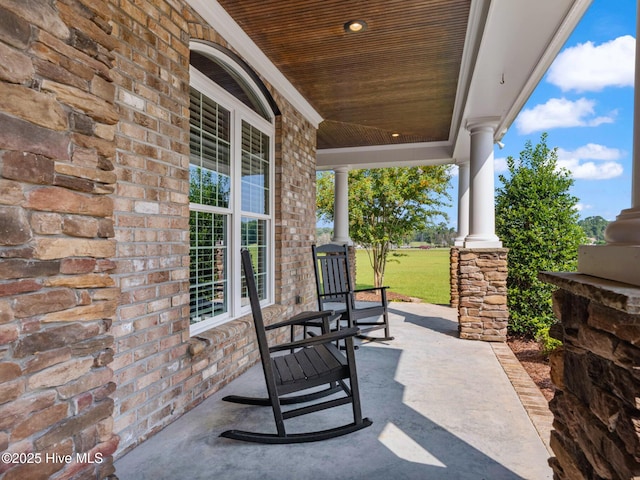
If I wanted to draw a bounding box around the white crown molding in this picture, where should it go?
[316,141,453,170]
[186,0,323,128]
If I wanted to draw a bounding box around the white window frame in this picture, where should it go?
[189,43,275,336]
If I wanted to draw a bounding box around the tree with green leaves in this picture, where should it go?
[413,222,456,246]
[496,133,586,337]
[578,215,609,244]
[317,166,451,287]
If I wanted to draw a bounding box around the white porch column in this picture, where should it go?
[577,4,640,287]
[464,118,502,248]
[331,166,352,245]
[454,161,470,246]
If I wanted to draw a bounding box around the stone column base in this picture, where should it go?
[457,248,509,341]
[450,247,460,308]
[540,272,640,480]
[347,244,357,289]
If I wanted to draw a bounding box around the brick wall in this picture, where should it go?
[108,3,319,457]
[0,0,320,475]
[540,272,640,479]
[107,0,192,454]
[0,1,120,478]
[273,104,319,311]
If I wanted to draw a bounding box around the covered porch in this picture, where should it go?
[115,302,553,479]
[2,0,640,478]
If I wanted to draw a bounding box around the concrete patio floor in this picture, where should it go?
[114,302,553,480]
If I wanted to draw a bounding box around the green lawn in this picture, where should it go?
[355,248,450,305]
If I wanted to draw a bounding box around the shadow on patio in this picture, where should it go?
[114,302,552,480]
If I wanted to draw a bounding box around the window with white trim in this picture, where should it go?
[188,45,275,335]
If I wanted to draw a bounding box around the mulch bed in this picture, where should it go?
[507,336,555,401]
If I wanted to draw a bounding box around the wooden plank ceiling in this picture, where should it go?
[216,0,471,150]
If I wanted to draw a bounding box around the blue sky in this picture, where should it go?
[443,0,637,228]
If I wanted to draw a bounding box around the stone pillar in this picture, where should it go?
[454,161,470,246]
[577,2,640,287]
[457,248,509,341]
[540,272,640,479]
[450,247,460,307]
[332,166,352,245]
[464,118,502,248]
[451,160,468,308]
[347,245,357,290]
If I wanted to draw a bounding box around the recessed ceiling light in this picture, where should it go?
[344,20,367,33]
[391,133,400,138]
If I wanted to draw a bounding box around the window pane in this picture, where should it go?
[190,51,272,121]
[189,87,231,208]
[241,121,270,214]
[190,211,228,323]
[189,55,274,333]
[241,217,267,306]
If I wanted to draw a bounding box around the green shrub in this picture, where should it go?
[535,325,562,356]
[496,134,586,338]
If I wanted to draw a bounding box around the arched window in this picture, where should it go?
[188,41,277,335]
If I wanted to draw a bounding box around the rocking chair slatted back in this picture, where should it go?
[314,243,352,304]
[312,244,394,342]
[219,249,372,443]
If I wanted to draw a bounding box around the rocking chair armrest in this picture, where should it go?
[264,310,340,331]
[289,310,339,324]
[352,286,389,294]
[269,327,360,353]
[319,290,351,298]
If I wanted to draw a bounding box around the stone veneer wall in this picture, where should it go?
[457,248,509,341]
[347,245,357,290]
[450,247,459,307]
[540,272,640,480]
[0,1,120,478]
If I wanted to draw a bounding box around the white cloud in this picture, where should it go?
[570,143,624,161]
[575,203,592,212]
[547,36,635,92]
[515,97,615,134]
[556,144,624,180]
[494,157,508,173]
[558,160,623,180]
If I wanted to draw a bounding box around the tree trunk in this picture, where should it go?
[371,242,388,288]
[374,270,383,289]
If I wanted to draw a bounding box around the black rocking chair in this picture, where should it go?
[220,249,372,444]
[312,243,393,341]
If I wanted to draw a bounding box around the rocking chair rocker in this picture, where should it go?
[219,249,372,444]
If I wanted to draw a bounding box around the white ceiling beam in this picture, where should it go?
[316,141,453,171]
[453,0,593,159]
